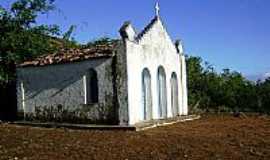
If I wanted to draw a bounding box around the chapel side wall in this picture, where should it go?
[126,19,184,125]
[16,58,116,124]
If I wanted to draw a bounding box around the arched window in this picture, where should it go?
[142,68,152,121]
[171,72,179,116]
[86,69,98,104]
[157,66,167,118]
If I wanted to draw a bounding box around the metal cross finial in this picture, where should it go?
[155,2,160,17]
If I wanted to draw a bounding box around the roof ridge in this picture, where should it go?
[136,16,159,41]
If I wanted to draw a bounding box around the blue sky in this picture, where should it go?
[1,0,270,78]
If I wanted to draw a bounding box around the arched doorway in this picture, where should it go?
[142,68,152,121]
[157,66,167,118]
[171,72,179,116]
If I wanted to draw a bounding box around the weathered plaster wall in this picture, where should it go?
[115,41,129,125]
[16,58,116,123]
[124,17,188,125]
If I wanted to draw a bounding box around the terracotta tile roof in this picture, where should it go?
[18,42,118,67]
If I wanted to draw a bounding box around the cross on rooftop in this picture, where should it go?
[155,2,160,17]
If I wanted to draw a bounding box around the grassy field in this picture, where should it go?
[0,114,269,160]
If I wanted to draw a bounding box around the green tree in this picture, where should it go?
[0,0,60,85]
[83,37,118,48]
[257,78,270,113]
[186,56,204,111]
[186,55,266,114]
[62,25,79,48]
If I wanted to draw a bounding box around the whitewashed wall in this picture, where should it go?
[122,17,188,125]
[16,58,115,117]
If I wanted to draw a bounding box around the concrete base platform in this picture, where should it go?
[10,115,200,131]
[11,122,136,131]
[135,115,201,131]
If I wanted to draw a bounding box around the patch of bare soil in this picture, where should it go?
[0,114,269,160]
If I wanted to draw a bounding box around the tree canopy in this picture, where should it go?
[0,0,60,84]
[187,56,269,114]
[0,0,82,84]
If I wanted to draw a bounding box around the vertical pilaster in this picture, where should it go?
[181,55,188,115]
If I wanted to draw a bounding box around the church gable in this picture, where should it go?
[136,16,176,51]
[119,4,178,55]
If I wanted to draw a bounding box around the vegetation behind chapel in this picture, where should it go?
[186,56,270,114]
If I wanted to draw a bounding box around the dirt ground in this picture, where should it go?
[0,114,269,160]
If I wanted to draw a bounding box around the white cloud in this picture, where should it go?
[263,72,270,78]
